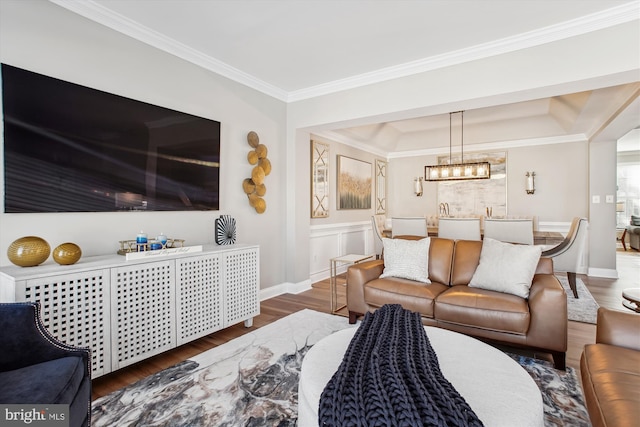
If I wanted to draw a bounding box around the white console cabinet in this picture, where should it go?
[0,244,259,378]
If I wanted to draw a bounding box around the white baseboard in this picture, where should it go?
[259,279,312,301]
[587,268,618,279]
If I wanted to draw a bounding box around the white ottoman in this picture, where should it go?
[298,326,543,427]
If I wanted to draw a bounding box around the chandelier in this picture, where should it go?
[424,111,491,181]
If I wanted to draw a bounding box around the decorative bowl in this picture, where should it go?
[52,242,82,265]
[7,236,51,267]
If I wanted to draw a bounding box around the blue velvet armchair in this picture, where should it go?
[0,302,91,427]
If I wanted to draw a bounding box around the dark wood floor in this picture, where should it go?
[92,247,640,400]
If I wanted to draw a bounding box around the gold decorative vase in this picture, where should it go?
[7,236,51,267]
[52,242,82,265]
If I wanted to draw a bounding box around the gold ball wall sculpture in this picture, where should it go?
[258,158,272,175]
[251,165,265,185]
[247,131,260,148]
[243,131,270,214]
[242,178,256,194]
[7,236,51,267]
[255,184,267,197]
[247,151,259,165]
[52,242,82,265]
[255,144,268,159]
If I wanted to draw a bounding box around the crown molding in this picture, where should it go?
[49,0,638,104]
[314,130,391,159]
[48,0,289,101]
[288,2,640,102]
[315,131,588,160]
[387,134,589,159]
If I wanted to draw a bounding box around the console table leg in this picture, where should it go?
[244,318,254,328]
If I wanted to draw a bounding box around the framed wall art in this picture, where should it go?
[375,159,387,214]
[311,141,330,218]
[337,155,372,210]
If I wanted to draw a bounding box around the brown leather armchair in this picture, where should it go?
[580,307,640,427]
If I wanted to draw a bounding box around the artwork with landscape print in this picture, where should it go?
[337,155,372,210]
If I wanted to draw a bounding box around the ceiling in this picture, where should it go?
[52,0,640,155]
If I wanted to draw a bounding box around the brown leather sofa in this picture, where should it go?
[580,307,640,427]
[347,237,568,369]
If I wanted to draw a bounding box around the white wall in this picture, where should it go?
[386,141,589,222]
[588,139,619,276]
[0,1,288,290]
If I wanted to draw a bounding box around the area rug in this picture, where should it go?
[92,309,590,427]
[556,275,599,324]
[509,354,590,427]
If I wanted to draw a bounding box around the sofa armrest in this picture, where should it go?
[348,259,384,283]
[535,257,554,274]
[347,259,384,317]
[525,274,567,352]
[596,307,640,351]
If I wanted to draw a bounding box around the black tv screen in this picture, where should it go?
[1,63,220,212]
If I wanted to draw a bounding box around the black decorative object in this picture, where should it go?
[215,215,237,245]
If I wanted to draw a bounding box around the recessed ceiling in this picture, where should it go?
[51,0,640,154]
[326,84,640,156]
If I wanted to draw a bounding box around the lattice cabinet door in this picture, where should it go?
[111,260,176,370]
[223,246,260,327]
[176,253,223,345]
[19,270,111,378]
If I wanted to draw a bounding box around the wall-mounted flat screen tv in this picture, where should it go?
[1,63,220,213]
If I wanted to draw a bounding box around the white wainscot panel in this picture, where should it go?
[310,234,336,278]
[342,230,366,255]
[310,221,375,283]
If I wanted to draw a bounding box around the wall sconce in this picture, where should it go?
[525,172,535,194]
[414,177,423,197]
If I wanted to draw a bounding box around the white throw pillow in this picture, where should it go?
[379,237,431,283]
[469,238,542,298]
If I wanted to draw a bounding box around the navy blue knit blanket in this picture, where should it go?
[318,304,484,426]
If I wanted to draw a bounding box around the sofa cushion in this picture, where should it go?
[428,238,456,285]
[365,277,448,318]
[435,286,530,334]
[0,356,85,404]
[380,237,431,283]
[450,240,482,286]
[468,238,542,298]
